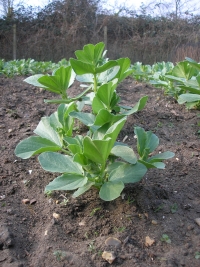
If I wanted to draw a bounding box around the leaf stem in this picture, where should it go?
[93,74,97,93]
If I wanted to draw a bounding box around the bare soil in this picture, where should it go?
[0,76,200,267]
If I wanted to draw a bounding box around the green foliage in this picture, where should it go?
[0,58,70,77]
[130,58,200,109]
[15,42,174,201]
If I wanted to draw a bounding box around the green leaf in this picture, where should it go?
[39,152,83,174]
[109,162,147,183]
[178,94,200,104]
[99,181,124,201]
[121,96,148,115]
[69,111,95,126]
[45,174,87,191]
[24,74,46,88]
[152,162,165,169]
[96,61,118,74]
[96,80,117,106]
[73,153,88,166]
[111,145,137,164]
[97,66,120,83]
[104,117,126,148]
[14,136,61,159]
[34,117,62,146]
[148,151,175,162]
[64,135,83,146]
[179,85,200,95]
[186,58,200,71]
[94,42,105,64]
[172,61,197,80]
[70,58,95,75]
[134,127,159,158]
[83,137,112,164]
[49,112,62,130]
[38,66,75,94]
[68,144,82,155]
[94,109,124,126]
[57,103,76,135]
[115,58,133,82]
[72,181,95,198]
[75,44,95,64]
[92,96,106,114]
[75,42,105,65]
[76,74,94,83]
[106,161,125,173]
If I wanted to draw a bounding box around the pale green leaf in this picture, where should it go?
[24,74,45,88]
[99,181,124,201]
[69,111,95,126]
[111,145,137,164]
[109,162,147,183]
[14,136,61,159]
[39,152,83,174]
[34,117,62,146]
[45,174,87,191]
[178,93,200,104]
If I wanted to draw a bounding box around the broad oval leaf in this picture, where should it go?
[45,174,87,191]
[39,152,83,174]
[122,96,148,115]
[34,117,62,146]
[24,74,46,88]
[70,58,95,75]
[99,181,124,201]
[69,111,95,126]
[178,93,200,104]
[96,60,118,74]
[111,145,137,164]
[109,162,147,183]
[14,136,61,159]
[148,151,175,162]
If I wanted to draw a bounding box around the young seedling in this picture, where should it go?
[53,250,66,261]
[170,203,178,213]
[90,207,101,216]
[88,240,96,252]
[161,234,171,244]
[154,204,164,213]
[195,251,200,259]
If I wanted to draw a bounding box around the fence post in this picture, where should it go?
[13,23,16,60]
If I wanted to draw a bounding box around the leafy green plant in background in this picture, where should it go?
[147,57,200,109]
[15,42,174,201]
[0,58,70,77]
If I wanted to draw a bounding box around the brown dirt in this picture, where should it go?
[0,76,200,267]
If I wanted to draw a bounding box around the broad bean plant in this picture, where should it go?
[15,42,174,201]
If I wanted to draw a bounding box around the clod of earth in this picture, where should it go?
[102,251,116,264]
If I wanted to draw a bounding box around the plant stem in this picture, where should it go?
[61,148,70,155]
[93,74,97,93]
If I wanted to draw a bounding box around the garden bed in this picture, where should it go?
[0,76,200,267]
